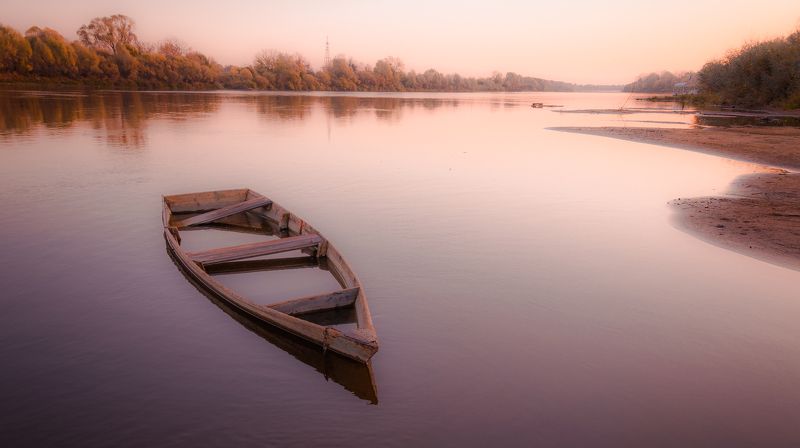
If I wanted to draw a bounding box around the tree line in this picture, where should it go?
[697,28,800,108]
[0,15,610,92]
[622,71,696,93]
[625,27,800,108]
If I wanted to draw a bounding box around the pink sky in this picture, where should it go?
[3,0,799,84]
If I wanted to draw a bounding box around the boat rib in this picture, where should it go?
[189,234,322,265]
[176,197,272,228]
[268,287,360,315]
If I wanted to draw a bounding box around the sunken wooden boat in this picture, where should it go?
[162,188,378,363]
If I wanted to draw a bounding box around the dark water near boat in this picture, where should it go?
[1,90,799,447]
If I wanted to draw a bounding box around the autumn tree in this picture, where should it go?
[373,57,404,91]
[114,45,138,79]
[356,66,377,90]
[622,71,700,94]
[25,27,77,76]
[698,28,800,107]
[71,42,101,76]
[136,52,169,86]
[220,65,257,89]
[325,56,359,91]
[402,70,418,90]
[77,15,140,55]
[157,38,189,58]
[254,50,317,90]
[419,69,446,90]
[0,25,32,72]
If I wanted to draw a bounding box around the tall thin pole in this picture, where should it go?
[324,36,331,68]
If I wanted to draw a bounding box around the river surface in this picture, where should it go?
[1,90,798,447]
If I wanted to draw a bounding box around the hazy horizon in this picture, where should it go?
[2,0,800,84]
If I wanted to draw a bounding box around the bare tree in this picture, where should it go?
[158,38,190,58]
[77,15,140,55]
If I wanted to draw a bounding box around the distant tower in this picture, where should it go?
[324,36,331,68]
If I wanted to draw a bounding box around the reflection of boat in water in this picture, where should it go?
[162,188,379,401]
[167,248,378,403]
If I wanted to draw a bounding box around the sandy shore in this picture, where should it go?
[671,173,800,270]
[553,126,800,271]
[552,126,800,171]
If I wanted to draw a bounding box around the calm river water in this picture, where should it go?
[1,90,798,447]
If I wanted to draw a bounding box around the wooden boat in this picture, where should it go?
[162,188,379,363]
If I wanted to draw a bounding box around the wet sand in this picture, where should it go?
[671,173,800,270]
[552,126,800,171]
[553,126,800,271]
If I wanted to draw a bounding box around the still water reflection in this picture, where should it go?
[1,89,799,447]
[0,90,467,147]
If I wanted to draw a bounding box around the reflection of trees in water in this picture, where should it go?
[0,91,465,146]
[239,94,460,123]
[0,93,85,133]
[323,96,459,122]
[242,95,316,121]
[0,91,220,148]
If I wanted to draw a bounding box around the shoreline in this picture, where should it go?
[671,172,800,271]
[552,126,800,271]
[550,126,800,171]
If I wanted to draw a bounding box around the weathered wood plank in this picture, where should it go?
[324,245,376,341]
[287,213,305,234]
[325,245,359,288]
[268,287,360,315]
[162,200,172,226]
[352,289,377,341]
[204,256,318,275]
[176,220,278,236]
[164,189,249,213]
[176,197,272,228]
[189,234,322,265]
[250,200,290,229]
